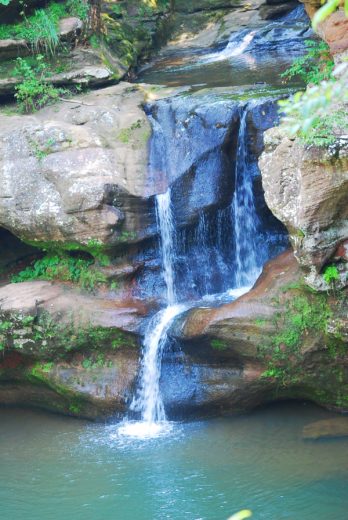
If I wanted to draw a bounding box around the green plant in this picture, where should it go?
[323,265,339,285]
[211,339,228,351]
[279,68,348,147]
[14,55,64,113]
[11,253,111,292]
[281,40,334,85]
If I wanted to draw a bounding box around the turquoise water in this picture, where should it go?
[1,402,348,520]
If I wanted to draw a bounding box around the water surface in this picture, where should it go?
[1,402,347,520]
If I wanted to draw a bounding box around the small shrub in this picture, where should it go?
[14,55,64,113]
[281,40,334,86]
[10,254,107,292]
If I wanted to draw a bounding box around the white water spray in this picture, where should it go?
[202,31,256,64]
[156,191,177,305]
[120,189,184,438]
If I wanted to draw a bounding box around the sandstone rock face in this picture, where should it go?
[300,1,348,57]
[1,251,346,419]
[167,250,348,416]
[0,280,148,334]
[0,280,147,419]
[259,1,298,20]
[0,39,29,61]
[259,127,348,289]
[0,83,153,249]
[0,351,139,420]
[316,8,348,56]
[58,17,83,40]
[0,48,119,98]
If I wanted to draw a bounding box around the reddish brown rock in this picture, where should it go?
[169,251,348,416]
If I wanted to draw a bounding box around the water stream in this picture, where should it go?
[126,100,283,436]
[231,108,262,289]
[121,190,185,437]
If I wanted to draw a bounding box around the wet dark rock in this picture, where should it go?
[259,2,299,20]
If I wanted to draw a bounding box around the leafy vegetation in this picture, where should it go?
[258,291,334,385]
[14,55,65,112]
[10,253,108,292]
[279,65,348,147]
[281,40,334,85]
[279,1,348,148]
[323,265,340,285]
[0,0,88,51]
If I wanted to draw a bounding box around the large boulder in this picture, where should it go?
[0,83,153,250]
[259,127,348,289]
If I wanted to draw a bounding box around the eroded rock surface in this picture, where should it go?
[0,280,149,419]
[0,83,153,249]
[303,417,348,440]
[166,250,348,416]
[259,127,348,289]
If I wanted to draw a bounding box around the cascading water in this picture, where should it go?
[155,191,177,305]
[231,109,262,290]
[121,98,288,436]
[120,190,184,437]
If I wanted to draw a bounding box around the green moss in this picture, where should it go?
[255,318,267,327]
[0,308,138,360]
[211,339,228,351]
[69,403,81,414]
[117,119,144,143]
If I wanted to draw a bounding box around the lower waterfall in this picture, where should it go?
[119,190,184,437]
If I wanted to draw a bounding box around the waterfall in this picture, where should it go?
[120,189,184,437]
[231,109,261,289]
[202,30,256,63]
[156,191,177,305]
